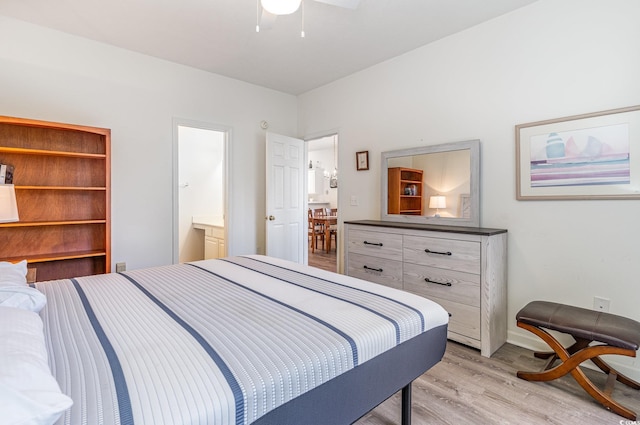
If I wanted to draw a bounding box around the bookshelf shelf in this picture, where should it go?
[2,250,107,264]
[17,186,107,191]
[0,219,107,228]
[0,146,106,159]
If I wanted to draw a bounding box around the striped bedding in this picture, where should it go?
[36,255,449,425]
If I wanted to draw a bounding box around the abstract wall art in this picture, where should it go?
[516,105,640,200]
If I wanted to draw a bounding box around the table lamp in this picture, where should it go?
[429,195,446,217]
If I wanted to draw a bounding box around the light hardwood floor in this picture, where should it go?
[356,341,640,425]
[308,244,337,272]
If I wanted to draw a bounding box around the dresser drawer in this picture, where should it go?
[403,235,480,274]
[425,297,480,341]
[346,253,403,289]
[403,263,480,307]
[347,228,403,261]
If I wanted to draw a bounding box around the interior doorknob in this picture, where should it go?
[267,215,275,221]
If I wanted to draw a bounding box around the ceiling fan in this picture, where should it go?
[256,0,361,34]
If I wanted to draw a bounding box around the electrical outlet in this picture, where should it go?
[116,262,126,273]
[350,195,358,206]
[593,296,610,312]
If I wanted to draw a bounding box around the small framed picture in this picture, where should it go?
[356,151,369,171]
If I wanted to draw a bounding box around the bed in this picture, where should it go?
[1,255,448,425]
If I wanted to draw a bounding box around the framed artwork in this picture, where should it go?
[356,151,369,171]
[516,105,640,200]
[459,194,471,218]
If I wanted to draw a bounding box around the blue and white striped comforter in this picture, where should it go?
[37,255,448,425]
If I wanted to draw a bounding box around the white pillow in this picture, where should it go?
[0,306,73,425]
[0,285,47,312]
[0,260,27,286]
[0,261,46,312]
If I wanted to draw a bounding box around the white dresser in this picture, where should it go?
[345,220,507,357]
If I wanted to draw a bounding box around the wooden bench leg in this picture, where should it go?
[532,338,590,360]
[516,321,639,420]
[529,336,640,390]
[590,355,640,390]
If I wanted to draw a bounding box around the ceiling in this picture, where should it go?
[0,0,537,95]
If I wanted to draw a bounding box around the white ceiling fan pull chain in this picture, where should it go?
[301,0,305,38]
[256,0,260,32]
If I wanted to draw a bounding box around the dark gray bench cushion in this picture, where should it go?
[517,301,640,351]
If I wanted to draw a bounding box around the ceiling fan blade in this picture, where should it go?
[313,0,360,9]
[259,9,278,30]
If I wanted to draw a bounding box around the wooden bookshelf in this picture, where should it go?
[387,167,424,215]
[0,116,110,281]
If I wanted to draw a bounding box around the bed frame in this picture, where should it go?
[255,324,448,425]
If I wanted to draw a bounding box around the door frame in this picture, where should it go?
[172,117,232,264]
[304,129,341,272]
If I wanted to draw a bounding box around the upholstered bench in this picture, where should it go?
[516,301,640,420]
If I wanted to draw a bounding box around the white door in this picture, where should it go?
[265,132,306,263]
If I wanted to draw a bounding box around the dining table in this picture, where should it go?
[312,215,338,253]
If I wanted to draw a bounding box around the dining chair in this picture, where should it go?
[308,209,324,252]
[312,208,327,237]
[327,225,337,252]
[325,208,337,251]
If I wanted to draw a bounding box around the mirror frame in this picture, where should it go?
[381,139,480,227]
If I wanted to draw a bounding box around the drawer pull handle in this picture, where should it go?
[364,265,383,272]
[424,249,452,256]
[425,278,452,287]
[364,241,383,246]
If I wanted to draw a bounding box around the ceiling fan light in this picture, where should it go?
[261,0,302,15]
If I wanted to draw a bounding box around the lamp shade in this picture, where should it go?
[0,184,19,223]
[429,195,446,209]
[261,0,302,15]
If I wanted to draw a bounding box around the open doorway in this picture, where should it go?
[307,134,338,272]
[173,120,229,264]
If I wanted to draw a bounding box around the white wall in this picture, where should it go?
[299,0,640,378]
[0,16,298,270]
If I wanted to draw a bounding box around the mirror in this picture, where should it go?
[381,139,480,227]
